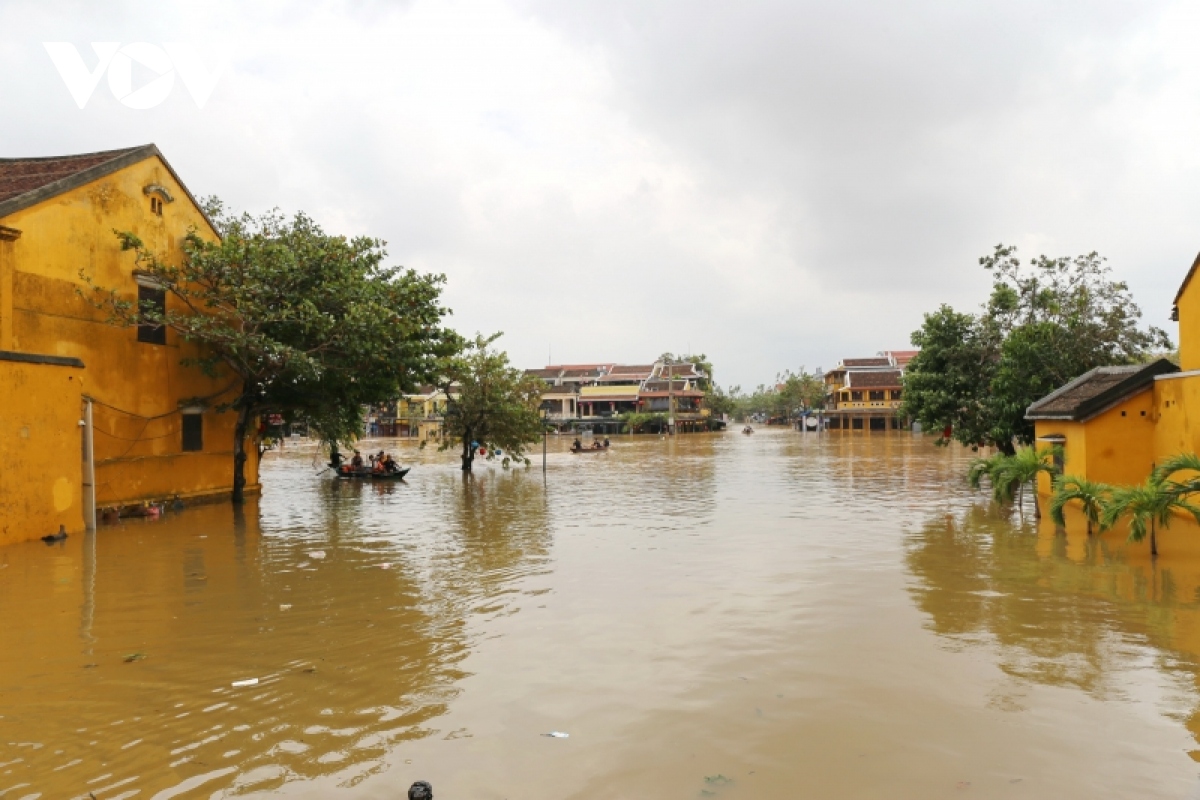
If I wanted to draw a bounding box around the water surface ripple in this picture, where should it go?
[2,431,1200,798]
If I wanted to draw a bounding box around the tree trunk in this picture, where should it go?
[1151,519,1158,558]
[996,439,1016,457]
[460,432,474,472]
[1032,481,1041,519]
[232,403,253,505]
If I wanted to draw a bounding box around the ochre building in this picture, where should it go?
[0,145,260,546]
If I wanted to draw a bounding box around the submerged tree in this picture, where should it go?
[440,335,545,472]
[84,201,458,502]
[1100,476,1200,558]
[1049,475,1111,535]
[966,446,1060,517]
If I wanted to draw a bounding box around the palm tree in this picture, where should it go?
[1099,475,1200,558]
[1154,452,1200,489]
[990,445,1062,518]
[1049,475,1110,534]
[966,452,1007,491]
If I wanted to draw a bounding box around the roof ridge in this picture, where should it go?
[0,144,150,164]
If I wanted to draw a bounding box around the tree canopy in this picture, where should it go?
[440,335,546,472]
[901,245,1170,454]
[85,200,459,500]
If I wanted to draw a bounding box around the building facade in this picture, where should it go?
[823,353,912,431]
[0,145,260,546]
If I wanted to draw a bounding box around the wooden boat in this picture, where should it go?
[335,466,410,480]
[570,445,609,454]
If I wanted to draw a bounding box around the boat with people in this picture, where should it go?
[334,465,410,480]
[570,437,611,454]
[330,449,410,480]
[742,426,755,435]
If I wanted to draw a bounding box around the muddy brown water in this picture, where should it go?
[4,430,1200,798]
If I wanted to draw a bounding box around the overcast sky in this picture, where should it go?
[3,0,1199,387]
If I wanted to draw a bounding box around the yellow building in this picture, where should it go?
[0,145,259,546]
[1027,252,1200,505]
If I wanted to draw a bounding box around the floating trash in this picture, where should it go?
[231,678,259,688]
[279,604,292,611]
[542,731,569,738]
[123,652,146,663]
[306,551,326,560]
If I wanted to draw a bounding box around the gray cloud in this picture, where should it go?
[2,0,1196,385]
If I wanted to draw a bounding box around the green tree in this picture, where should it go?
[967,446,1060,517]
[84,202,457,502]
[1049,475,1111,535]
[1100,476,1200,558]
[440,335,545,472]
[902,245,1169,454]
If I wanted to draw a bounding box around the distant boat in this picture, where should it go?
[570,444,609,454]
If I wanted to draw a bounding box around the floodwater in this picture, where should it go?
[4,430,1200,798]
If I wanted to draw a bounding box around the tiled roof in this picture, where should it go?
[0,144,216,234]
[525,368,561,380]
[1025,359,1179,421]
[542,384,575,395]
[661,363,704,377]
[842,357,891,368]
[609,364,655,375]
[561,368,602,378]
[846,370,902,388]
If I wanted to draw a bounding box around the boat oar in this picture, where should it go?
[315,466,332,476]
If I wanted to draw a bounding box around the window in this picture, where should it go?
[182,413,203,452]
[891,389,902,401]
[150,196,163,216]
[869,390,886,401]
[851,391,863,402]
[137,284,166,344]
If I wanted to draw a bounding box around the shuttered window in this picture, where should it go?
[182,413,203,452]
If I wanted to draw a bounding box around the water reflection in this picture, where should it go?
[906,504,1200,752]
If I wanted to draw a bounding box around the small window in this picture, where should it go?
[137,284,166,344]
[150,196,163,216]
[869,390,886,401]
[851,391,863,402]
[891,389,903,401]
[182,413,203,452]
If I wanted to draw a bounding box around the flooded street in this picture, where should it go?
[5,429,1200,798]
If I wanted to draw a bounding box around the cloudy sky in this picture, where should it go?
[3,0,1199,387]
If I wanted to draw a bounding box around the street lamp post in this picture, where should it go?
[542,407,549,474]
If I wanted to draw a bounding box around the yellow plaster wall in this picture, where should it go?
[0,360,84,545]
[1178,271,1200,371]
[0,155,259,540]
[1033,391,1155,495]
[1153,374,1200,465]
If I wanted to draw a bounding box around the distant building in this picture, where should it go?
[823,352,912,431]
[525,359,714,434]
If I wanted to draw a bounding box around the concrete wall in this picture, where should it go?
[0,357,84,546]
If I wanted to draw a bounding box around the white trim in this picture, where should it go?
[1155,369,1200,381]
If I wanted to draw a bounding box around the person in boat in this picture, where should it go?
[373,453,388,474]
[603,437,611,448]
[351,450,364,468]
[591,439,602,449]
[571,437,582,452]
[328,449,345,470]
[383,453,398,473]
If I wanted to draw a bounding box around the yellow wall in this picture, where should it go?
[1178,262,1200,372]
[0,359,84,545]
[1153,374,1200,463]
[0,154,259,544]
[1034,390,1156,494]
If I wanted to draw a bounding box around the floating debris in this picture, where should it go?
[279,604,292,611]
[123,652,146,663]
[542,731,569,738]
[231,678,259,688]
[306,551,326,560]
